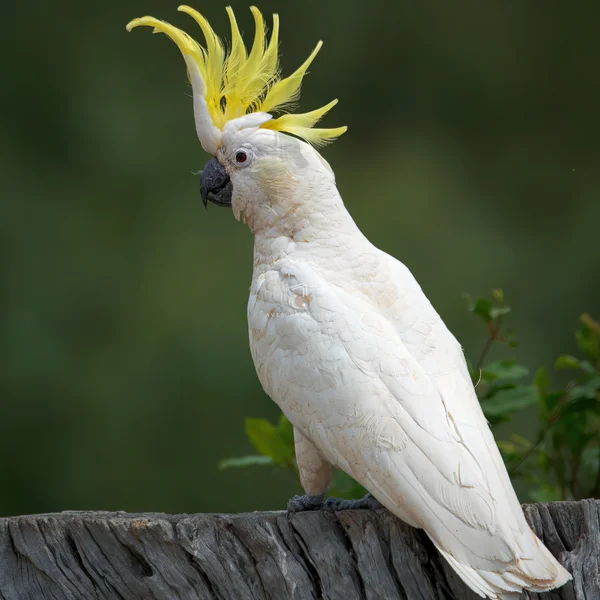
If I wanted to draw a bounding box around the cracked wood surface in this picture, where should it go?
[0,500,597,600]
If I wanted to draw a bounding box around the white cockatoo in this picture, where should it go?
[127,7,572,598]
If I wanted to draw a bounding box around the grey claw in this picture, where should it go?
[324,493,382,511]
[287,494,325,513]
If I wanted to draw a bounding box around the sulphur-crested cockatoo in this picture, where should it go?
[127,7,571,598]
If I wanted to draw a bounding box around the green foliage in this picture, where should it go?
[471,295,600,501]
[220,415,295,469]
[221,291,600,503]
[219,413,363,497]
[244,416,294,464]
[219,455,273,469]
[480,385,538,422]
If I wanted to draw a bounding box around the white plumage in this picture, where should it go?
[237,132,571,600]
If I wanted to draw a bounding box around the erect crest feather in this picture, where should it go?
[126,5,346,151]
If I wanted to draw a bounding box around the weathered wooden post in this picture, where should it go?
[0,500,597,599]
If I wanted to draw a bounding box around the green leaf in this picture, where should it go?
[218,455,273,470]
[481,384,538,418]
[581,313,600,336]
[562,413,593,454]
[469,298,494,323]
[483,360,529,381]
[245,418,276,455]
[276,414,295,449]
[478,370,497,385]
[554,355,581,370]
[245,417,294,463]
[569,376,600,400]
[576,325,599,360]
[580,360,598,376]
[465,291,510,324]
[562,397,599,416]
[534,367,550,397]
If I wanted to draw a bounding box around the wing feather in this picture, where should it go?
[249,261,521,571]
[248,236,570,596]
[250,255,574,597]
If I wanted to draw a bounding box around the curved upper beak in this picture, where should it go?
[200,158,232,209]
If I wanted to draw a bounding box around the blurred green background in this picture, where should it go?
[1,0,599,517]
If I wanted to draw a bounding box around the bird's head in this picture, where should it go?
[127,6,346,232]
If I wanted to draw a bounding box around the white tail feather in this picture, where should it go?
[433,533,572,600]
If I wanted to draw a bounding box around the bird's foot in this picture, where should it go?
[287,493,325,513]
[324,493,382,511]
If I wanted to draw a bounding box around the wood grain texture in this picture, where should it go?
[0,500,597,600]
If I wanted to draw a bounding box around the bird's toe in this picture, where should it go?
[324,493,382,512]
[286,494,325,513]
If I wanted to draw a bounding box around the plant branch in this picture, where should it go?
[509,381,575,477]
[475,323,499,373]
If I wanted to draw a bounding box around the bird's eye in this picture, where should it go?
[235,151,248,164]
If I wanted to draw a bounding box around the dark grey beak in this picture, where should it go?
[200,158,232,209]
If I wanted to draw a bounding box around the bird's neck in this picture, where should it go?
[252,186,364,268]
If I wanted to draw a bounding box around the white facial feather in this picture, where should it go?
[217,128,337,233]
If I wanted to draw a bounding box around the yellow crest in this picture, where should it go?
[127,6,347,150]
